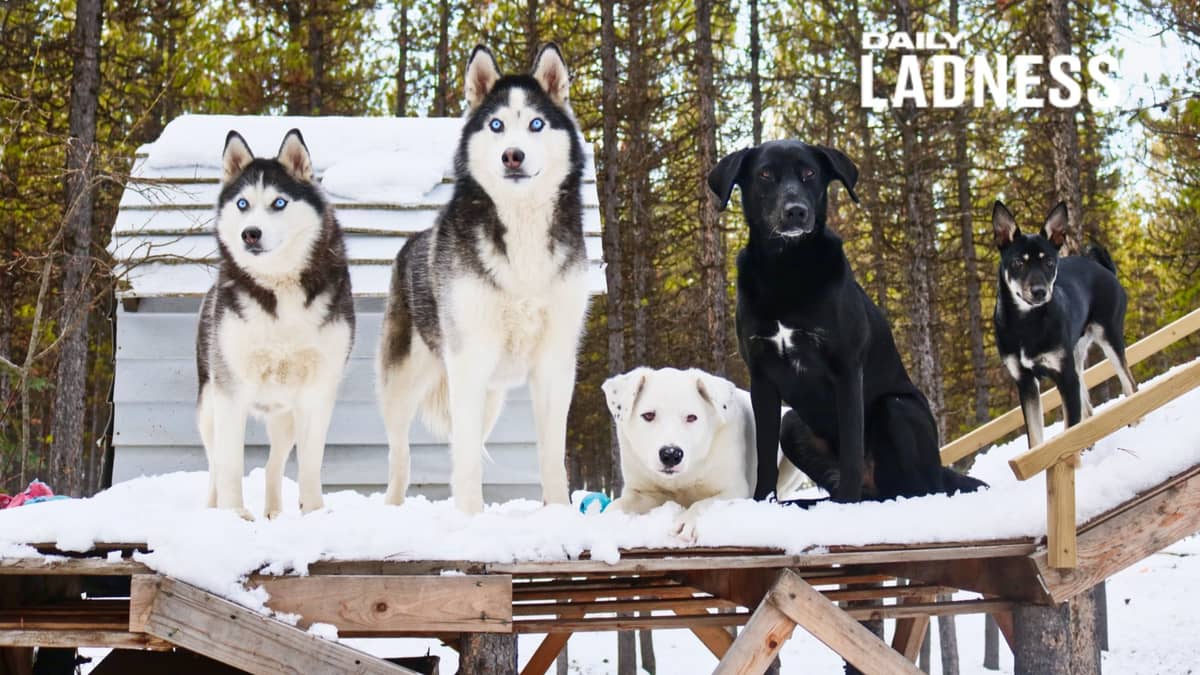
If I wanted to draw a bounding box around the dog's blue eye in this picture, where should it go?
[272,197,288,210]
[235,198,248,211]
[489,119,504,132]
[529,118,545,132]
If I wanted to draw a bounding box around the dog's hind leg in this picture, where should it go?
[197,387,217,508]
[1098,328,1138,397]
[779,410,840,495]
[1074,336,1094,419]
[264,412,296,519]
[378,342,440,506]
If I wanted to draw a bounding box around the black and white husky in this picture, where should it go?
[196,129,354,520]
[377,44,588,513]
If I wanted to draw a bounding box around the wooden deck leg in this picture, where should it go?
[717,570,922,675]
[890,587,936,662]
[519,633,569,675]
[1047,461,1078,568]
[460,633,517,675]
[672,606,734,659]
[1013,602,1069,675]
[129,575,414,675]
[992,611,1016,651]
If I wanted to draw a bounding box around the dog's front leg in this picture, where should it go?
[1017,372,1044,447]
[749,374,782,501]
[294,389,336,514]
[445,347,501,514]
[529,341,578,508]
[832,367,865,503]
[264,412,296,519]
[210,390,251,520]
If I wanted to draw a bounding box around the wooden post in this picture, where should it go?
[459,634,516,675]
[1046,461,1077,568]
[1013,603,1070,675]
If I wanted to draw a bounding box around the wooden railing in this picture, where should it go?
[938,307,1200,569]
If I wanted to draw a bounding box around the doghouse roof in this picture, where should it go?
[109,114,604,300]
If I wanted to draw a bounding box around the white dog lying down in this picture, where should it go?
[602,367,802,540]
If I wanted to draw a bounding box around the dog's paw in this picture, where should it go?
[300,496,325,515]
[383,489,406,507]
[233,506,255,522]
[673,511,701,544]
[455,493,484,515]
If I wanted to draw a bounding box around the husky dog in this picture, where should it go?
[992,200,1136,452]
[196,129,354,520]
[377,44,588,514]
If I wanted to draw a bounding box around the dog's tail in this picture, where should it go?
[941,467,988,495]
[1085,243,1118,275]
[419,378,452,439]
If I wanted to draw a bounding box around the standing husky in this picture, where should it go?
[992,200,1136,451]
[377,44,588,514]
[197,129,354,519]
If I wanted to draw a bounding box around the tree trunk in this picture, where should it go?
[458,633,516,675]
[1014,602,1070,675]
[983,614,1000,670]
[938,605,961,675]
[283,2,304,115]
[434,0,451,117]
[523,0,539,65]
[395,0,409,117]
[918,623,931,673]
[749,0,763,146]
[628,0,649,367]
[1042,0,1084,253]
[638,628,655,674]
[49,0,102,498]
[695,0,726,375]
[307,6,325,113]
[598,0,625,495]
[617,629,635,675]
[893,0,945,435]
[1069,589,1101,673]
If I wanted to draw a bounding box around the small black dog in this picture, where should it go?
[991,200,1137,450]
[709,140,985,503]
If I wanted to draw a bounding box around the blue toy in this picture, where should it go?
[578,492,611,514]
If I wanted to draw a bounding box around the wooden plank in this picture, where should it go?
[251,575,511,633]
[843,599,1013,620]
[513,583,696,603]
[0,557,149,576]
[1033,468,1200,603]
[825,585,950,603]
[941,307,1200,465]
[761,570,922,675]
[890,585,937,662]
[131,575,414,674]
[1010,357,1200,480]
[673,606,734,659]
[513,596,732,616]
[1047,462,1078,569]
[712,588,795,675]
[992,611,1016,650]
[89,649,248,675]
[0,629,171,650]
[864,557,1048,604]
[513,613,748,634]
[520,633,570,675]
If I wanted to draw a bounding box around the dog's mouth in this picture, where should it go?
[504,169,541,182]
[658,467,681,476]
[244,242,265,255]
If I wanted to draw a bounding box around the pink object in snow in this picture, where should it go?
[3,480,55,509]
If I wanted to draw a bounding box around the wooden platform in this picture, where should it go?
[2,462,1198,674]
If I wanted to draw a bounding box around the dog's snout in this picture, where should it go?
[502,147,525,169]
[1030,286,1048,302]
[659,445,684,468]
[241,227,262,246]
[784,203,809,223]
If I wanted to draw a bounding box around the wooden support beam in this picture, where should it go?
[513,595,732,616]
[252,575,512,634]
[1033,467,1200,603]
[940,306,1200,466]
[0,630,171,651]
[514,612,747,634]
[993,611,1016,650]
[890,589,937,662]
[843,599,1013,621]
[1010,357,1200,480]
[1047,462,1078,569]
[520,633,570,675]
[128,575,414,675]
[673,605,734,659]
[719,570,922,675]
[864,556,1048,604]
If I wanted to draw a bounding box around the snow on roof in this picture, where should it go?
[112,114,603,299]
[5,361,1198,612]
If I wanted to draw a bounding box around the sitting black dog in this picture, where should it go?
[708,140,985,503]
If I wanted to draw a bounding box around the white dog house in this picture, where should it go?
[109,114,603,500]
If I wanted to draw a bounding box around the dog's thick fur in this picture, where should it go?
[377,44,588,513]
[992,200,1137,450]
[709,140,985,503]
[197,129,354,519]
[602,368,802,540]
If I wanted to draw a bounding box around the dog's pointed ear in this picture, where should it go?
[222,131,254,184]
[694,370,737,426]
[992,200,1019,248]
[532,43,570,106]
[276,129,314,183]
[602,368,649,425]
[708,147,751,211]
[465,45,502,110]
[813,145,860,203]
[1042,202,1069,248]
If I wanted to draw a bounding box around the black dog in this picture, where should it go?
[991,200,1137,451]
[709,140,985,503]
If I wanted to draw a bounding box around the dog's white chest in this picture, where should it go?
[1016,348,1065,374]
[218,285,350,401]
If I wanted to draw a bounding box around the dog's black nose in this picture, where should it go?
[1031,286,1047,302]
[241,227,262,246]
[659,446,684,468]
[783,202,810,226]
[502,147,525,169]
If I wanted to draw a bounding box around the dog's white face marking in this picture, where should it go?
[467,87,574,206]
[603,368,733,479]
[217,177,322,285]
[1003,264,1057,311]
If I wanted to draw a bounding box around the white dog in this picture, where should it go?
[602,367,800,540]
